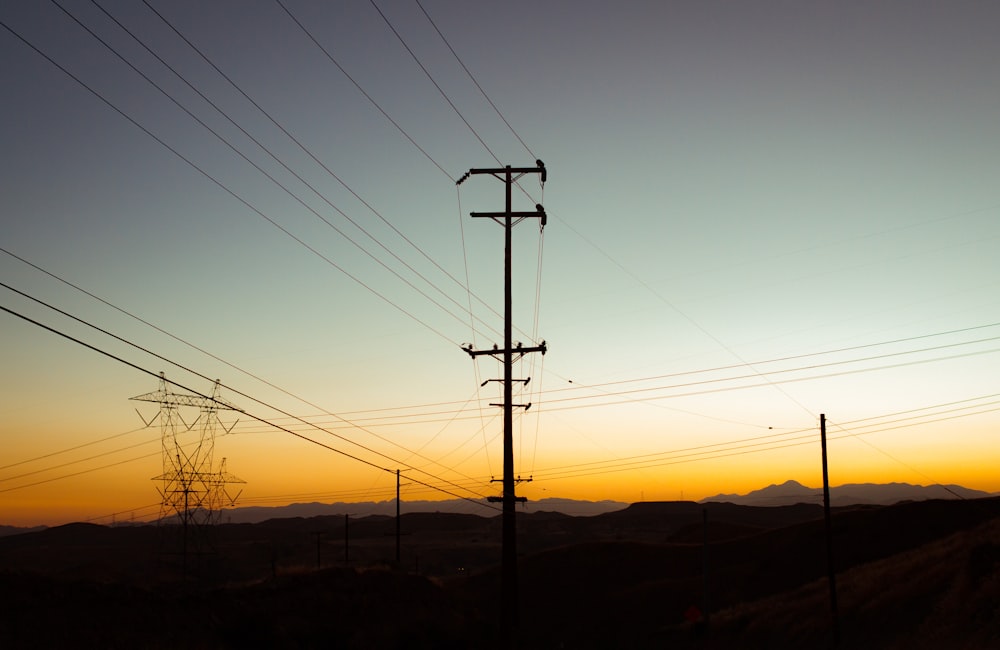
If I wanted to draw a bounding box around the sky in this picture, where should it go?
[2,0,999,527]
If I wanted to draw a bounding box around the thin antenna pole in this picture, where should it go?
[821,413,841,646]
[396,469,401,564]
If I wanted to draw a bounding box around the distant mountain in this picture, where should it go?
[0,525,47,538]
[220,497,627,524]
[701,479,996,507]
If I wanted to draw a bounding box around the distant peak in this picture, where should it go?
[757,479,809,493]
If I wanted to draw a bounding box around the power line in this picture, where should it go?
[0,435,158,484]
[272,0,452,181]
[55,0,496,343]
[0,16,466,346]
[528,404,1000,484]
[542,322,1000,393]
[312,0,998,438]
[3,250,497,495]
[0,433,224,495]
[131,0,508,342]
[369,0,501,165]
[0,448,161,495]
[76,391,1000,519]
[456,184,494,476]
[230,393,1000,490]
[414,0,536,160]
[1,281,496,502]
[1,248,457,473]
[0,425,147,472]
[546,199,1000,422]
[82,503,161,525]
[274,0,539,340]
[223,326,1000,430]
[1,301,501,511]
[83,398,995,525]
[507,393,1000,482]
[273,0,545,346]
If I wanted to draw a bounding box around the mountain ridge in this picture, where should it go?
[218,496,629,524]
[701,479,995,507]
[5,481,996,533]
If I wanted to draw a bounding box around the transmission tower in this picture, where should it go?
[457,160,548,646]
[132,372,244,574]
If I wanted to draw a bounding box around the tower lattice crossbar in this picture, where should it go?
[131,373,245,553]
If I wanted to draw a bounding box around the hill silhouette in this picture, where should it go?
[2,496,1000,647]
[702,479,994,506]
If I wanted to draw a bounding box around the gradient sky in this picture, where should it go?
[2,1,999,527]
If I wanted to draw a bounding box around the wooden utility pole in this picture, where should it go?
[820,413,840,646]
[457,161,547,647]
[396,469,401,564]
[344,513,350,565]
[311,530,324,570]
[702,507,711,629]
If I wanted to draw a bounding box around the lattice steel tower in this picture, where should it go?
[132,373,244,571]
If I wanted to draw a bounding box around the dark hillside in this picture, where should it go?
[3,498,1000,648]
[0,567,479,649]
[458,497,1000,648]
[688,515,1000,649]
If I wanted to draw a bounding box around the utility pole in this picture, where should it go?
[311,530,324,570]
[343,514,350,565]
[820,413,840,646]
[702,507,711,630]
[396,469,401,564]
[457,160,547,647]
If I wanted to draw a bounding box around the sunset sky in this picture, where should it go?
[3,1,999,527]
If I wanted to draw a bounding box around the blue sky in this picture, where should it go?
[2,1,999,526]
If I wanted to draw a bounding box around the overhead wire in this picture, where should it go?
[0,301,501,512]
[527,219,547,476]
[398,388,482,464]
[456,185,493,477]
[369,393,1000,489]
[531,344,1000,410]
[394,0,556,478]
[83,503,161,525]
[0,430,218,495]
[826,418,969,500]
[272,0,453,182]
[2,248,473,480]
[274,0,518,333]
[0,425,148,472]
[527,400,1000,483]
[288,0,555,454]
[368,0,501,165]
[224,324,1000,430]
[134,0,509,341]
[414,0,537,161]
[0,434,159,485]
[11,383,994,504]
[543,199,1000,426]
[0,15,529,502]
[0,15,458,347]
[234,391,1000,490]
[538,322,1000,393]
[12,5,992,508]
[835,393,1000,429]
[0,447,161,495]
[275,0,544,344]
[1,283,497,506]
[60,0,500,343]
